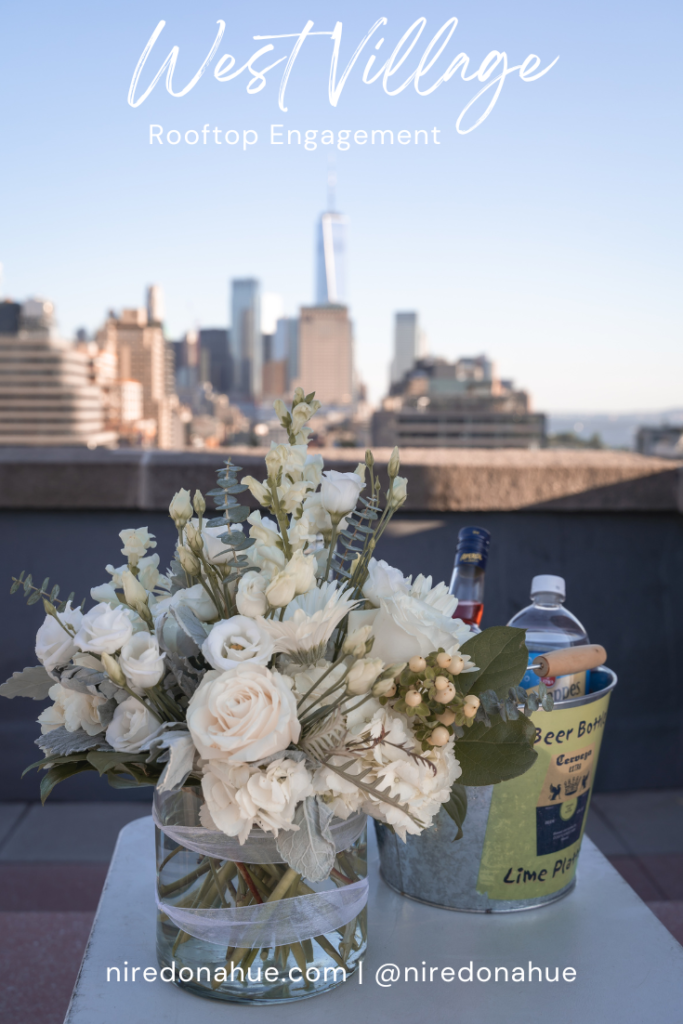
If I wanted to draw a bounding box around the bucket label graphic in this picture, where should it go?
[476,690,611,901]
[521,652,587,703]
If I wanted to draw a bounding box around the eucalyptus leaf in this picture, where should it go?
[456,715,537,786]
[460,626,529,699]
[0,665,54,700]
[276,796,336,882]
[442,782,468,841]
[35,727,104,756]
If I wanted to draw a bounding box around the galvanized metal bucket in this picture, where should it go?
[376,667,617,912]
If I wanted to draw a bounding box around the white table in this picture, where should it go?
[64,817,683,1024]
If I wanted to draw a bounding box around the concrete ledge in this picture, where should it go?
[0,446,681,512]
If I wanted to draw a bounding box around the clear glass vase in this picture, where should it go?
[155,787,368,1003]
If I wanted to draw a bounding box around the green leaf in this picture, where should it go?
[86,750,148,776]
[456,715,537,786]
[442,782,467,840]
[27,591,42,605]
[22,752,87,776]
[40,761,95,803]
[50,585,60,601]
[460,626,529,699]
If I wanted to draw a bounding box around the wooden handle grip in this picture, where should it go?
[534,644,607,678]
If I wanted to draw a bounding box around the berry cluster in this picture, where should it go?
[377,650,480,750]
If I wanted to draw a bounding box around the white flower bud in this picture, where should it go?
[343,623,374,658]
[353,462,366,483]
[169,489,193,528]
[274,399,289,424]
[236,571,268,618]
[177,545,201,576]
[388,446,401,479]
[265,571,297,608]
[100,652,126,687]
[184,522,204,555]
[193,490,206,517]
[346,658,384,696]
[387,475,408,508]
[282,549,317,596]
[372,676,397,698]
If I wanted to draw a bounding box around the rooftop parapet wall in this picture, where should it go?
[0,446,681,512]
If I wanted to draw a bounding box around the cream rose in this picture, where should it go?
[72,602,134,655]
[187,664,300,763]
[35,602,83,677]
[119,633,165,692]
[105,696,161,752]
[37,682,106,736]
[201,616,273,672]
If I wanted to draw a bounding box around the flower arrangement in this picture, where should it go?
[2,390,552,1000]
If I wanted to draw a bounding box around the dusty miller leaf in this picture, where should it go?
[276,796,336,882]
[1,665,54,700]
[35,727,104,756]
[170,605,210,647]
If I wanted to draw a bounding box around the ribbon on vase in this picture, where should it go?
[156,877,369,949]
[152,803,367,865]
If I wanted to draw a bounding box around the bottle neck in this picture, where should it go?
[531,592,564,608]
[449,562,486,602]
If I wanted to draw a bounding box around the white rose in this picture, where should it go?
[169,489,193,527]
[105,696,161,752]
[187,664,300,763]
[363,558,410,607]
[201,616,273,672]
[320,470,364,517]
[119,633,165,693]
[119,527,156,566]
[37,682,107,736]
[360,593,474,664]
[236,572,268,617]
[35,602,83,676]
[346,657,384,695]
[265,571,297,609]
[73,603,134,655]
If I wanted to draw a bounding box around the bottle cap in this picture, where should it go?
[454,527,491,568]
[531,574,565,598]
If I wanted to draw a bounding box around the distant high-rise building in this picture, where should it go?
[230,279,261,401]
[147,284,164,325]
[275,317,299,392]
[0,298,116,446]
[390,312,422,385]
[199,328,230,394]
[315,213,348,305]
[296,306,354,407]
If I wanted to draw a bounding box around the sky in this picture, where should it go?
[1,0,681,411]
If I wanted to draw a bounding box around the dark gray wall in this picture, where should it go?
[1,509,681,800]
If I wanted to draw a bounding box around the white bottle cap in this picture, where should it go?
[531,574,565,598]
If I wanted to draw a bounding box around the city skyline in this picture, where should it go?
[1,1,680,412]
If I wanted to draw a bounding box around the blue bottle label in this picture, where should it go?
[521,651,587,703]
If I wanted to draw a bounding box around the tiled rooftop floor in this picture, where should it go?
[0,793,681,1024]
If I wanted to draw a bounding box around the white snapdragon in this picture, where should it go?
[119,633,165,692]
[37,682,106,736]
[106,697,161,752]
[201,616,273,672]
[73,603,134,655]
[35,602,83,677]
[119,527,156,567]
[187,664,300,763]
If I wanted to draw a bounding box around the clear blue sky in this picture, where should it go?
[1,0,680,411]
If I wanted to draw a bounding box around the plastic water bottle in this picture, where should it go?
[507,575,590,703]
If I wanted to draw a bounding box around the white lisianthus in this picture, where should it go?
[105,696,161,752]
[202,757,313,843]
[119,527,156,567]
[387,475,408,508]
[197,521,244,567]
[169,489,193,527]
[201,616,273,672]
[152,583,218,624]
[73,603,134,655]
[363,559,411,607]
[187,664,300,763]
[343,623,374,657]
[349,592,474,665]
[346,657,384,695]
[37,682,107,736]
[35,602,83,677]
[264,571,297,609]
[119,633,165,692]
[320,470,364,517]
[236,571,268,617]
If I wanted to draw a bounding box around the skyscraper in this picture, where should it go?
[296,306,354,408]
[230,279,261,401]
[391,312,422,385]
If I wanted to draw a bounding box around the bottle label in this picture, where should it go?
[521,652,587,703]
